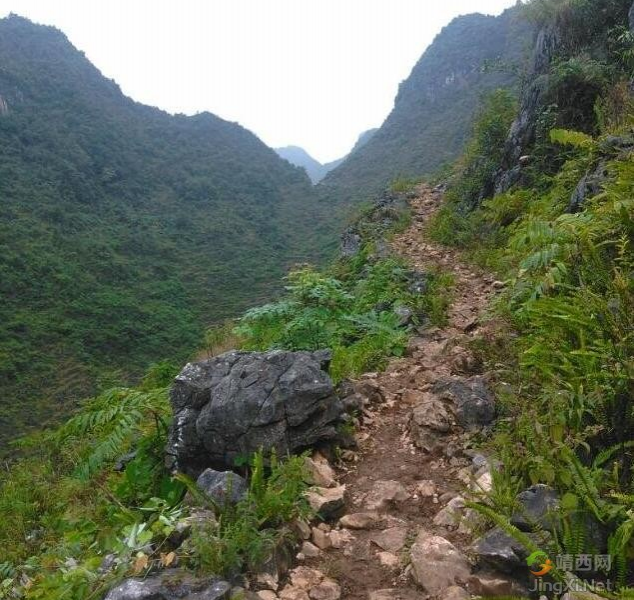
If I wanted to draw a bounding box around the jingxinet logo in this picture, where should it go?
[526,551,554,576]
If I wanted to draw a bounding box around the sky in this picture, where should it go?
[0,0,517,163]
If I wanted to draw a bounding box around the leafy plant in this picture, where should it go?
[188,451,311,577]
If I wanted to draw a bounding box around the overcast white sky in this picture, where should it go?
[0,1,517,162]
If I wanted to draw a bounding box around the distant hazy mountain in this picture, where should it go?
[276,129,377,184]
[0,15,336,443]
[275,146,326,183]
[319,7,533,204]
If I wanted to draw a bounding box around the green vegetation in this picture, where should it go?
[236,258,453,383]
[188,451,311,578]
[427,0,634,587]
[0,172,455,597]
[0,15,336,447]
[0,359,310,598]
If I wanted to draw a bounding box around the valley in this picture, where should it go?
[1,0,633,598]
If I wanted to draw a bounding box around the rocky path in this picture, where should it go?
[274,186,508,600]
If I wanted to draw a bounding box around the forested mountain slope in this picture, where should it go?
[0,15,331,444]
[319,6,533,204]
[2,0,634,597]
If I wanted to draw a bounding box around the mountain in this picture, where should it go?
[275,129,377,184]
[275,146,325,183]
[0,15,335,444]
[319,7,533,203]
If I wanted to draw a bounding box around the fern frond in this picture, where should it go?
[550,128,594,148]
[57,387,169,480]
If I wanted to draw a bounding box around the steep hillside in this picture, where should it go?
[0,15,332,445]
[2,1,634,597]
[319,6,532,204]
[276,129,377,184]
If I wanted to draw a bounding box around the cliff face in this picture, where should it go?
[493,22,561,193]
[493,0,634,194]
[319,6,533,205]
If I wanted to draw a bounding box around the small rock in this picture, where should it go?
[433,496,466,527]
[510,484,559,532]
[256,573,279,592]
[561,589,606,600]
[341,393,364,415]
[468,574,527,597]
[279,589,310,600]
[257,535,294,591]
[416,480,436,497]
[292,519,312,540]
[377,551,401,569]
[305,453,337,488]
[410,532,471,594]
[370,527,408,553]
[300,541,321,558]
[196,468,248,508]
[354,380,385,405]
[257,592,279,600]
[411,395,453,433]
[368,591,399,600]
[339,512,381,530]
[281,568,340,600]
[104,574,232,600]
[289,567,324,590]
[309,581,341,600]
[470,526,550,574]
[457,507,484,535]
[394,306,414,327]
[439,586,470,600]
[471,453,488,470]
[329,528,354,549]
[306,485,346,520]
[311,527,332,550]
[438,491,457,503]
[432,376,495,429]
[364,481,409,511]
[472,470,492,494]
[411,427,444,453]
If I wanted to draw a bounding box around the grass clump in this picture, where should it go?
[235,258,454,383]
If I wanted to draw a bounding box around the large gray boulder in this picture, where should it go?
[166,350,344,474]
[104,573,231,600]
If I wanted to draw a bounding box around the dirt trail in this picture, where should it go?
[299,186,500,600]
